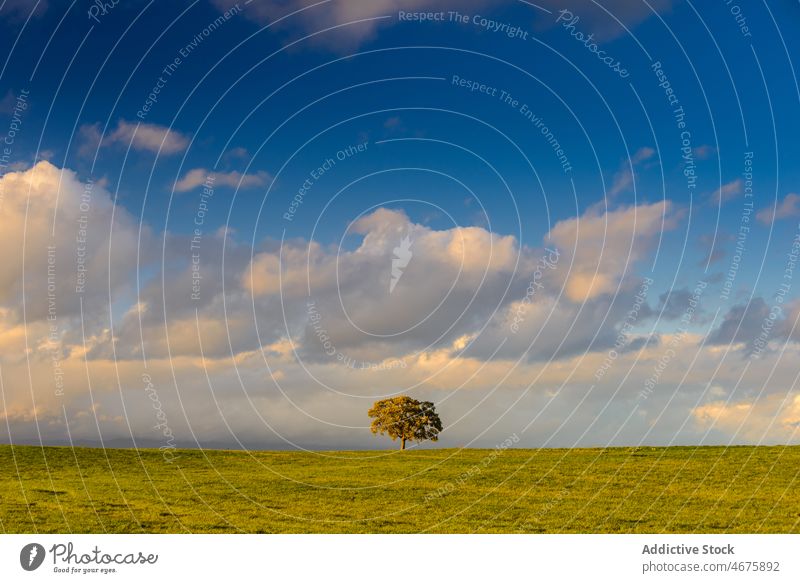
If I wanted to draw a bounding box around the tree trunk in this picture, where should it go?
[400,437,406,450]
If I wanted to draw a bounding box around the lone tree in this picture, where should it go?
[368,396,442,450]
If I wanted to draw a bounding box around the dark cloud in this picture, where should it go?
[655,287,706,321]
[708,298,767,344]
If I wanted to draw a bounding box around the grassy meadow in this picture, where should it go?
[1,444,798,533]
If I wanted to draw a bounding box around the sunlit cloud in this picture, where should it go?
[175,168,272,192]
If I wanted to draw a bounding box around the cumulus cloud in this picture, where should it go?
[453,201,676,361]
[756,193,800,225]
[548,200,677,302]
[0,161,149,323]
[3,161,800,448]
[241,207,523,364]
[0,161,159,438]
[174,168,272,192]
[238,203,674,367]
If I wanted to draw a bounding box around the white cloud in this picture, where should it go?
[693,393,800,442]
[78,120,190,155]
[3,162,799,448]
[0,161,149,321]
[548,200,677,302]
[78,120,190,156]
[109,120,189,154]
[175,168,272,192]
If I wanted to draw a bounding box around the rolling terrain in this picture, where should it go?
[1,445,798,533]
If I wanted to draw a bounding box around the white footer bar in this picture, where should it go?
[1,534,797,582]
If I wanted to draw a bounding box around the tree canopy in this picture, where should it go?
[368,396,442,450]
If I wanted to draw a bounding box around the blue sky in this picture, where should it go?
[1,0,800,449]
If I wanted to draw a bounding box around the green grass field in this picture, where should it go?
[1,445,798,533]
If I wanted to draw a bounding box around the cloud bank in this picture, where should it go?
[1,161,799,450]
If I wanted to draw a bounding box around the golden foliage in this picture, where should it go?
[368,396,442,450]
